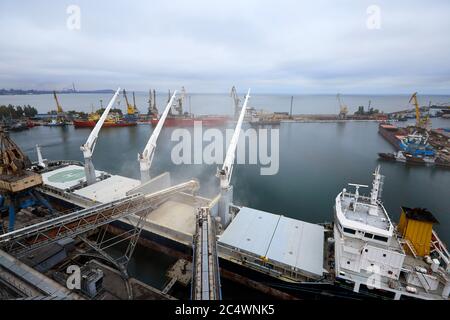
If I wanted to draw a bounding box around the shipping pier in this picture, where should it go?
[377,92,450,168]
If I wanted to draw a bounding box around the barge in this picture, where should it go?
[378,123,408,150]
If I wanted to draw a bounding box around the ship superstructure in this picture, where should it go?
[334,166,450,299]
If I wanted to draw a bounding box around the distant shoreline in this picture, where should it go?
[0,89,114,95]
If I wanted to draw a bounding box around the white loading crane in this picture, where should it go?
[138,90,178,183]
[35,144,47,168]
[217,88,251,226]
[80,87,121,185]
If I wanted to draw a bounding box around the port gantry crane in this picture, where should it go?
[0,128,53,231]
[138,91,178,183]
[410,92,430,129]
[122,89,139,118]
[230,86,241,119]
[173,87,185,116]
[337,93,348,119]
[80,88,121,185]
[217,88,251,227]
[52,91,67,124]
[148,89,158,116]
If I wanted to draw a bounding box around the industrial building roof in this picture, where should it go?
[41,165,106,190]
[73,175,140,203]
[218,207,325,277]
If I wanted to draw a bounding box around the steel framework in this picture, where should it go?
[0,180,199,258]
[191,207,221,300]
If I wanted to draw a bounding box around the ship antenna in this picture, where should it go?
[370,165,384,205]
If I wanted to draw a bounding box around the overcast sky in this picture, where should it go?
[0,0,449,94]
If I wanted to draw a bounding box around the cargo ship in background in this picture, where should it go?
[378,123,409,150]
[149,87,231,127]
[150,115,231,127]
[73,89,138,128]
[73,118,137,128]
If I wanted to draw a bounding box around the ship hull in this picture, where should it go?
[378,152,397,161]
[150,116,230,127]
[73,120,137,128]
[44,123,67,127]
[378,123,406,150]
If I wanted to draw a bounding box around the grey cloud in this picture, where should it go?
[0,0,449,93]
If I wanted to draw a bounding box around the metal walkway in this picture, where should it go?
[191,207,221,300]
[0,180,199,257]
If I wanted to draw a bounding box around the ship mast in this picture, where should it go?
[370,165,384,206]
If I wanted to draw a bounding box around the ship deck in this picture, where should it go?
[41,164,107,190]
[339,193,391,232]
[122,194,208,246]
[73,175,140,203]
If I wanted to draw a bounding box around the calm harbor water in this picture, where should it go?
[4,93,450,294]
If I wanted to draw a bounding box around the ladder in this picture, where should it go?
[399,238,418,258]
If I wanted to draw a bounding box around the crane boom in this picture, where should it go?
[409,92,421,127]
[138,90,178,183]
[216,88,250,227]
[53,91,63,113]
[230,86,240,118]
[219,89,250,189]
[123,89,134,115]
[80,87,121,185]
[132,91,137,113]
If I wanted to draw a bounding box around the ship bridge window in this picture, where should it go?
[343,227,356,235]
[364,233,374,239]
[374,235,388,242]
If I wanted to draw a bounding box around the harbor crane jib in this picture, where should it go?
[217,88,251,227]
[53,90,64,115]
[409,92,429,129]
[230,86,241,119]
[138,90,178,183]
[80,87,121,185]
